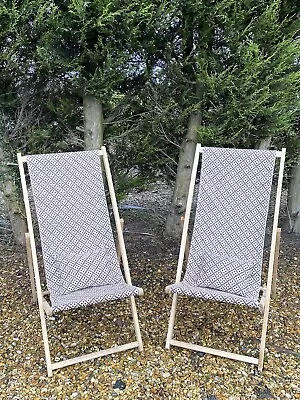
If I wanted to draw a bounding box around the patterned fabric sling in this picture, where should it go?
[169,147,277,308]
[27,151,140,312]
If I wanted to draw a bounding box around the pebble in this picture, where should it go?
[113,380,126,390]
[257,388,274,399]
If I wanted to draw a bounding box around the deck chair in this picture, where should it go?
[166,144,285,371]
[17,147,143,377]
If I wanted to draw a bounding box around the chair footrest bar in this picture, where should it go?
[170,340,258,365]
[52,342,139,370]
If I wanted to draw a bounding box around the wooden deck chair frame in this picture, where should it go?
[165,144,286,371]
[18,146,143,377]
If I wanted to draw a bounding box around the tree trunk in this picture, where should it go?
[287,155,300,234]
[0,147,27,246]
[165,111,202,237]
[83,95,104,149]
[256,136,272,150]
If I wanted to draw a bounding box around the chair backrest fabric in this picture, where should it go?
[27,151,124,297]
[183,147,276,300]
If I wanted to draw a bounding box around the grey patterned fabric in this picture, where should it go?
[27,151,140,312]
[50,247,123,295]
[169,147,276,308]
[51,284,140,312]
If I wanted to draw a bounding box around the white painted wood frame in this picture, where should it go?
[18,148,143,377]
[165,145,285,371]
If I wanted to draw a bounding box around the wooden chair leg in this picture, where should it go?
[116,218,124,263]
[258,290,271,371]
[166,294,178,349]
[25,233,37,303]
[271,228,281,298]
[129,295,143,351]
[180,216,190,262]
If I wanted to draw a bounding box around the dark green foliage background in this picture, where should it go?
[0,0,299,192]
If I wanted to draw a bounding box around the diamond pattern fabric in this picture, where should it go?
[170,283,259,308]
[188,252,255,297]
[27,151,140,312]
[51,248,124,295]
[51,284,140,312]
[169,147,276,308]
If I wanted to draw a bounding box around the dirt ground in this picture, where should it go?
[0,184,299,400]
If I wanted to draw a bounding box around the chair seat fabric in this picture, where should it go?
[51,283,141,312]
[169,282,259,308]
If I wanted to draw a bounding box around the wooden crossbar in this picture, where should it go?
[52,342,139,370]
[170,340,258,365]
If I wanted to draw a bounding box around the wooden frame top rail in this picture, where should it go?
[20,150,104,163]
[20,149,281,163]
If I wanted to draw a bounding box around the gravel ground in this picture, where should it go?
[0,183,299,400]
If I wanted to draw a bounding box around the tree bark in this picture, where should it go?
[256,136,272,150]
[0,147,27,246]
[165,111,202,237]
[287,155,300,234]
[83,95,104,149]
